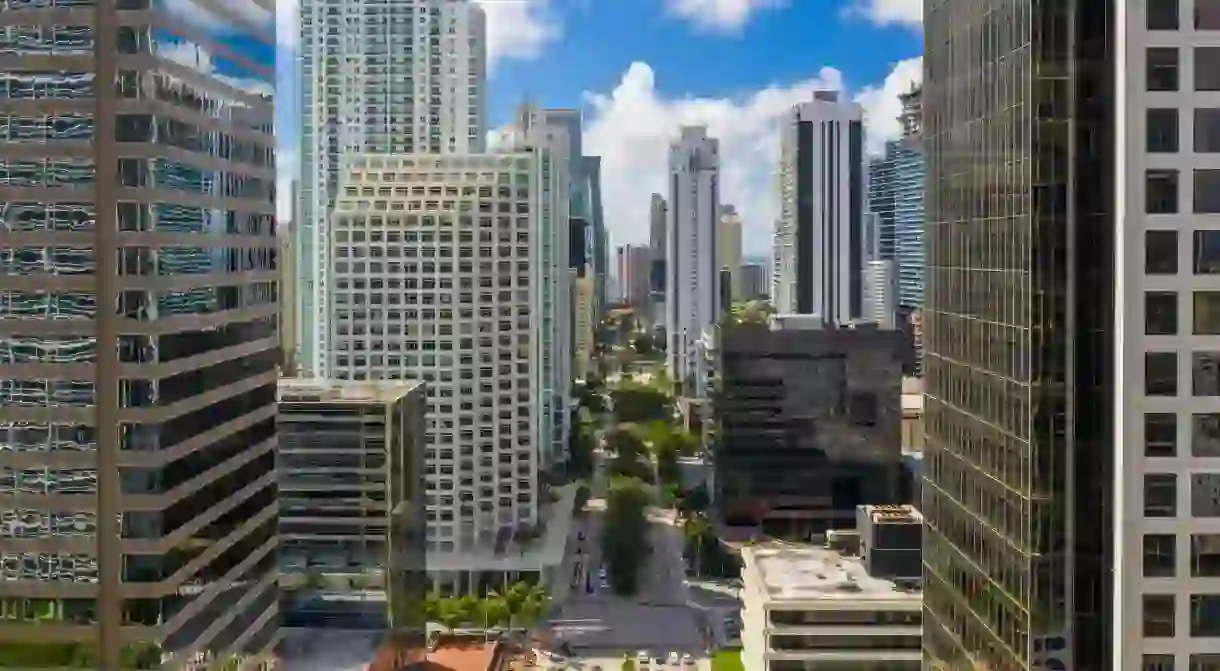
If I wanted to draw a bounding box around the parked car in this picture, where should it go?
[667,652,680,666]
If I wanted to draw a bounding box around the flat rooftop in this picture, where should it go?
[278,377,423,404]
[745,544,921,602]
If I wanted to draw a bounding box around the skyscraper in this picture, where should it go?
[773,91,865,324]
[297,0,487,376]
[0,0,279,667]
[922,0,1112,668]
[867,85,925,313]
[666,126,721,393]
[616,244,650,309]
[718,205,744,301]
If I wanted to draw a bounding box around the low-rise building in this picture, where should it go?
[277,378,426,629]
[741,543,922,671]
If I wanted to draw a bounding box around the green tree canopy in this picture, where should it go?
[611,383,672,423]
[601,476,653,595]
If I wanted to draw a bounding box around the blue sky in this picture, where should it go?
[275,0,924,255]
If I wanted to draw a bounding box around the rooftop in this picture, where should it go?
[860,504,924,525]
[278,377,423,404]
[745,544,922,603]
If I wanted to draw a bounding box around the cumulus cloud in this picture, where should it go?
[853,56,923,155]
[662,0,788,32]
[583,57,922,256]
[843,0,923,29]
[477,0,562,71]
[584,62,842,257]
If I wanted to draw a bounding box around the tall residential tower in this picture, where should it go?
[666,126,721,393]
[297,0,487,376]
[773,91,865,324]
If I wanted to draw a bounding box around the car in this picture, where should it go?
[637,651,650,664]
[681,653,694,666]
[667,652,680,665]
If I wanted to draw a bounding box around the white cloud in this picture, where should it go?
[662,0,788,32]
[476,0,562,71]
[163,0,275,38]
[853,56,922,155]
[277,0,299,48]
[583,62,842,257]
[843,0,922,29]
[583,57,922,256]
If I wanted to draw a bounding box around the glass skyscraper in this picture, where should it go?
[922,0,1112,669]
[867,139,925,311]
[0,0,278,667]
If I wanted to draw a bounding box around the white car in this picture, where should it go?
[682,653,694,667]
[637,650,651,664]
[667,652,680,666]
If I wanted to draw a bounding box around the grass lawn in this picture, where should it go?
[711,649,744,671]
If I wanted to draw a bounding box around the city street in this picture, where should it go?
[548,453,707,661]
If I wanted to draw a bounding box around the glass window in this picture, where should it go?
[1142,655,1175,671]
[1147,291,1180,334]
[1150,108,1180,152]
[1148,169,1179,213]
[1196,170,1220,212]
[1195,230,1220,273]
[1147,413,1178,457]
[1195,414,1220,456]
[1147,230,1179,274]
[1201,48,1220,90]
[1200,0,1220,28]
[1195,352,1220,395]
[1198,109,1220,152]
[1144,594,1176,636]
[1147,351,1179,396]
[1144,533,1177,577]
[1193,534,1220,577]
[1146,473,1178,517]
[1193,474,1220,517]
[1197,292,1220,333]
[1149,0,1180,28]
[1190,594,1220,635]
[1149,47,1180,91]
[1192,655,1220,671]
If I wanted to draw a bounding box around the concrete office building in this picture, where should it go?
[666,126,722,394]
[863,259,897,330]
[616,244,651,309]
[0,0,280,667]
[741,263,769,300]
[704,317,904,537]
[773,91,865,324]
[277,379,426,630]
[326,153,571,589]
[740,543,921,671]
[719,205,744,301]
[297,0,487,376]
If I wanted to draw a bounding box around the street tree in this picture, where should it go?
[610,383,671,423]
[601,476,653,595]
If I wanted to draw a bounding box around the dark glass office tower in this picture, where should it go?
[921,0,1113,669]
[0,0,278,668]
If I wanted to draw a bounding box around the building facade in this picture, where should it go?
[719,205,744,301]
[740,263,769,300]
[705,318,904,538]
[666,126,722,393]
[277,379,426,630]
[326,153,556,554]
[863,259,897,330]
[616,244,650,309]
[922,0,1113,668]
[0,0,280,667]
[774,91,866,324]
[866,138,925,313]
[297,0,487,376]
[740,544,921,671]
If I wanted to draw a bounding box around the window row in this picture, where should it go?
[1142,532,1220,577]
[1145,169,1220,214]
[1144,291,1220,334]
[1145,350,1220,395]
[1147,47,1220,92]
[1141,652,1220,671]
[1147,0,1220,30]
[1143,472,1220,516]
[1147,108,1220,153]
[1145,412,1220,456]
[1142,593,1220,637]
[1146,229,1220,274]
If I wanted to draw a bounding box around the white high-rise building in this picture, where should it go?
[773,91,865,324]
[863,259,897,330]
[327,153,554,561]
[298,0,487,376]
[666,126,721,393]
